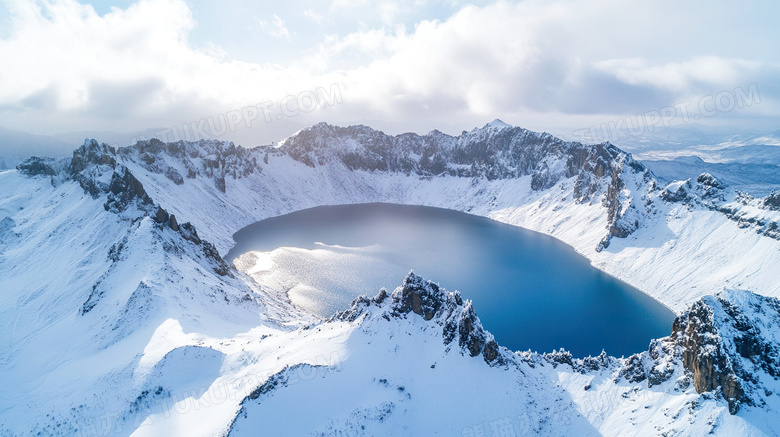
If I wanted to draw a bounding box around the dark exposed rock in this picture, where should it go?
[458,302,487,357]
[579,351,611,372]
[179,222,201,244]
[396,273,444,320]
[697,172,724,190]
[79,281,104,314]
[619,355,647,383]
[167,214,179,231]
[612,290,780,415]
[16,156,58,176]
[70,139,117,175]
[215,174,226,193]
[542,349,574,368]
[483,339,500,363]
[104,166,153,213]
[597,163,642,251]
[660,180,692,203]
[372,288,388,305]
[164,167,184,185]
[153,206,169,224]
[671,300,744,413]
[202,240,232,277]
[762,191,780,211]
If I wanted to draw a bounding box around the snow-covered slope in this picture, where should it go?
[1,122,779,436]
[0,145,311,435]
[224,273,780,436]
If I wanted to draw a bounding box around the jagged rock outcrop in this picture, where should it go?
[660,180,693,203]
[334,272,504,366]
[104,165,153,213]
[615,290,780,415]
[655,172,780,241]
[116,138,259,193]
[597,163,642,251]
[762,191,780,210]
[15,156,59,176]
[717,190,780,240]
[659,173,726,206]
[279,122,647,189]
[697,172,725,192]
[670,300,745,414]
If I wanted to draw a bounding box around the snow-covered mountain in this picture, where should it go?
[83,120,778,310]
[2,121,779,435]
[632,129,780,195]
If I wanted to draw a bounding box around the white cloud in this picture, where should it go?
[268,14,291,39]
[0,0,777,139]
[594,57,766,93]
[303,9,322,24]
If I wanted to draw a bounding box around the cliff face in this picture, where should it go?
[671,300,745,414]
[616,290,780,415]
[280,122,648,192]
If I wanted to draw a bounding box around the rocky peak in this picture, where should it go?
[659,172,726,206]
[334,272,504,366]
[660,179,693,203]
[670,298,745,414]
[621,290,780,415]
[70,139,117,174]
[697,172,725,190]
[15,156,60,177]
[393,271,453,320]
[483,119,512,130]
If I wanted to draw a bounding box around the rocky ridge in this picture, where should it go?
[327,272,780,416]
[16,139,238,325]
[620,290,780,415]
[19,122,777,253]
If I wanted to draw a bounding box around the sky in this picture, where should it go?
[0,0,779,147]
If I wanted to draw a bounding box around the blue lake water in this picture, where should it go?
[225,203,675,357]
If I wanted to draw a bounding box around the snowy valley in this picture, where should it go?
[1,121,780,436]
